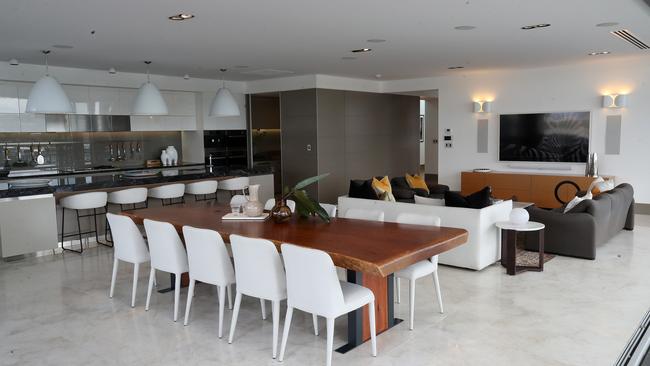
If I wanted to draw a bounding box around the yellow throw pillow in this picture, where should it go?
[371,176,396,202]
[405,173,429,194]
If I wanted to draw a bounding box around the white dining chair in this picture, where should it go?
[185,180,219,201]
[279,244,377,366]
[143,219,189,322]
[182,226,235,338]
[228,235,319,358]
[342,208,385,222]
[264,198,296,213]
[227,234,286,358]
[393,212,444,330]
[106,213,151,307]
[319,203,337,218]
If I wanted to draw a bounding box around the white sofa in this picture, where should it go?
[337,196,513,270]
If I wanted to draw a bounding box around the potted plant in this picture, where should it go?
[270,173,331,223]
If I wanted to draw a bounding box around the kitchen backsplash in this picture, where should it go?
[0,131,182,171]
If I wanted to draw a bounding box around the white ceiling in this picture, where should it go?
[1,0,649,81]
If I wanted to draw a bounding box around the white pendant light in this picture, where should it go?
[26,50,73,114]
[132,61,168,115]
[209,69,240,117]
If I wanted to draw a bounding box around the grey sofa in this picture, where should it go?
[525,183,634,259]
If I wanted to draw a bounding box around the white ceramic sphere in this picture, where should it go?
[509,208,529,225]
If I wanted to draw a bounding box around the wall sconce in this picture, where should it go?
[602,94,628,108]
[473,101,492,113]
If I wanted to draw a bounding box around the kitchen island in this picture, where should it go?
[0,164,275,259]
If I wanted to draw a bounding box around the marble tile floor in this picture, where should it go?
[2,216,650,366]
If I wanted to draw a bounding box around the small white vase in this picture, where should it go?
[243,184,264,217]
[165,146,178,166]
[160,150,169,166]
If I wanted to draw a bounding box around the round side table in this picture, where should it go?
[496,221,545,275]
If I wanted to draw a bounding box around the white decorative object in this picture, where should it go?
[160,150,169,166]
[472,100,492,113]
[132,61,168,116]
[165,146,178,165]
[243,184,264,217]
[509,208,529,225]
[602,94,628,108]
[209,69,240,117]
[26,50,73,114]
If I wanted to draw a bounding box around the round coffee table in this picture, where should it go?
[496,221,545,275]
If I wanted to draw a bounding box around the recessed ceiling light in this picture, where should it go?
[521,23,551,30]
[366,39,386,43]
[8,58,19,66]
[375,74,382,78]
[108,67,117,74]
[341,56,357,60]
[454,25,476,30]
[168,13,195,21]
[596,22,619,27]
[183,74,190,80]
[351,48,372,53]
[448,66,465,69]
[588,51,611,56]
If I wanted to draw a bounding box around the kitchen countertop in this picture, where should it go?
[0,164,274,198]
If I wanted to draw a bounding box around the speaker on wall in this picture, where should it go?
[477,119,488,153]
[605,115,622,155]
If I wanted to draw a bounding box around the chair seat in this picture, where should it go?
[148,184,185,199]
[395,260,436,280]
[339,280,374,314]
[185,181,219,195]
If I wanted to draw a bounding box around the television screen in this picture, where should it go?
[499,112,590,162]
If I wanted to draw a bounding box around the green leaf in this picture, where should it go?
[294,173,330,190]
[292,189,331,223]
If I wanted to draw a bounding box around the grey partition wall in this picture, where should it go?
[280,89,319,198]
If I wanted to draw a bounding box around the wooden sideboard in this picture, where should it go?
[461,171,610,209]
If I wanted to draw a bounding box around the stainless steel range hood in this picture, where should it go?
[44,115,131,132]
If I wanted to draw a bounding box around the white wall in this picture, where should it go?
[383,56,650,203]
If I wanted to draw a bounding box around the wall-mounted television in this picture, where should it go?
[499,112,590,163]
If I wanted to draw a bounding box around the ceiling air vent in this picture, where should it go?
[610,29,650,49]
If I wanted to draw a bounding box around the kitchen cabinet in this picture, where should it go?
[62,85,90,114]
[16,84,46,132]
[0,83,20,114]
[130,115,197,131]
[116,88,136,115]
[88,87,119,115]
[0,114,21,132]
[162,91,196,116]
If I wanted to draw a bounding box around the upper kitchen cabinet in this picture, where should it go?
[162,91,196,116]
[88,87,119,115]
[115,88,136,115]
[16,83,46,132]
[62,85,90,114]
[0,83,20,114]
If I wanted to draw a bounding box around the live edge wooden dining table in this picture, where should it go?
[122,201,468,353]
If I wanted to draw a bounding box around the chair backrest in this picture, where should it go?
[230,194,248,207]
[281,244,344,317]
[264,198,296,213]
[219,177,250,191]
[343,208,385,222]
[60,191,108,210]
[185,180,218,195]
[182,226,234,286]
[395,212,441,262]
[319,203,337,218]
[148,183,186,199]
[108,187,148,205]
[229,234,286,301]
[106,213,150,263]
[143,219,189,274]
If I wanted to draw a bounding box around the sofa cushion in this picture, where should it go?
[371,176,396,202]
[405,174,429,194]
[349,179,378,200]
[445,186,492,209]
[393,187,415,201]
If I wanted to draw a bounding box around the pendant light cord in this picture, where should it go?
[220,68,227,89]
[42,50,51,76]
[145,61,152,83]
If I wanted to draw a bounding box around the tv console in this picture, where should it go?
[461,171,612,209]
